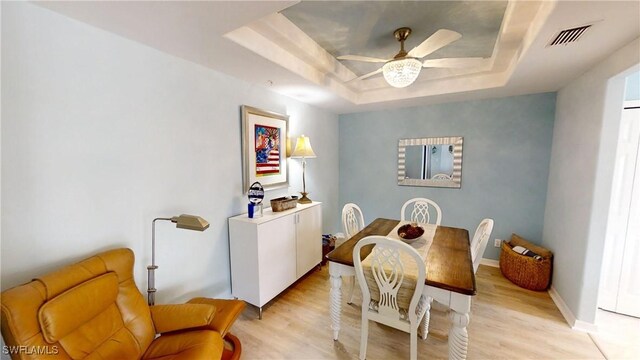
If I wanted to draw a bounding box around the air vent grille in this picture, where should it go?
[549,25,592,46]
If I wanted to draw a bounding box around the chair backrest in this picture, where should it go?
[342,203,365,239]
[353,236,426,332]
[470,218,494,273]
[431,173,452,180]
[400,198,442,225]
[0,248,155,359]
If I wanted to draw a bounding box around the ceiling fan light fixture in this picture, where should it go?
[382,58,422,88]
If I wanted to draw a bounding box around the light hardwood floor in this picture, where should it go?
[590,309,640,359]
[230,265,604,359]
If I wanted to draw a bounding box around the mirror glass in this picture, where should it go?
[398,137,463,188]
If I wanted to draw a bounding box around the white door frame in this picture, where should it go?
[598,100,640,316]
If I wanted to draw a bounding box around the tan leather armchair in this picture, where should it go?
[1,248,245,359]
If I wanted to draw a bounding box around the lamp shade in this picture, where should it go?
[171,214,209,231]
[291,135,317,158]
[382,58,422,88]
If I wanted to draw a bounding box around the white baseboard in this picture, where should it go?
[548,286,598,333]
[480,258,500,268]
[574,319,598,333]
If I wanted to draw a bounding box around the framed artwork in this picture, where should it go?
[241,105,289,193]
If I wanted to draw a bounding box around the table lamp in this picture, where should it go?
[291,134,317,204]
[147,214,209,305]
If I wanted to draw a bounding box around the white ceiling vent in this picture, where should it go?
[548,24,593,46]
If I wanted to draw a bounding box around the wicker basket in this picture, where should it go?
[499,234,553,291]
[270,197,297,212]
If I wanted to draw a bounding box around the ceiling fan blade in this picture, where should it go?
[337,55,389,63]
[407,29,462,59]
[351,68,383,81]
[422,57,485,68]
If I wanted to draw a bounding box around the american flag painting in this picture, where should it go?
[255,125,281,176]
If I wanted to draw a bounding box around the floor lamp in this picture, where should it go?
[291,134,317,204]
[147,214,209,305]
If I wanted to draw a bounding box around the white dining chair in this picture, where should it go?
[401,198,442,225]
[342,203,365,239]
[399,198,441,341]
[470,218,494,274]
[431,173,452,180]
[342,203,365,304]
[353,236,429,360]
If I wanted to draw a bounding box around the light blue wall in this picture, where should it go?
[625,71,640,101]
[339,93,556,260]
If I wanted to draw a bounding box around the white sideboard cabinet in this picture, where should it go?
[228,202,322,318]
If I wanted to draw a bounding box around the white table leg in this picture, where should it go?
[448,293,472,360]
[448,311,469,359]
[328,262,355,341]
[330,274,342,340]
[419,296,432,340]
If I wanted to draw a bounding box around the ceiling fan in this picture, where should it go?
[337,27,485,88]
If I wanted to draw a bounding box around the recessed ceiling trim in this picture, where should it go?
[225,0,555,106]
[224,23,359,103]
[247,13,356,81]
[515,0,557,61]
[361,70,511,105]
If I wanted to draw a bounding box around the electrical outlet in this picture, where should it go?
[494,239,502,247]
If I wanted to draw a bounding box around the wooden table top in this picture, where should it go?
[326,218,476,296]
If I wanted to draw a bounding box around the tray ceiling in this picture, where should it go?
[281,1,507,77]
[225,1,550,106]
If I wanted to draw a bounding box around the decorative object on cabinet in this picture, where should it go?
[241,105,289,193]
[148,214,209,305]
[248,181,264,218]
[397,136,463,188]
[229,202,322,319]
[291,134,317,203]
[270,196,298,212]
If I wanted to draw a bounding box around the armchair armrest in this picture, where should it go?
[150,304,217,334]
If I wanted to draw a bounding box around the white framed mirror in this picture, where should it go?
[397,136,463,188]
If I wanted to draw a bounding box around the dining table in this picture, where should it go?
[326,218,476,360]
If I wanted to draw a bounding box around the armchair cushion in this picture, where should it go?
[186,298,245,338]
[39,273,119,343]
[150,304,217,334]
[142,330,224,360]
